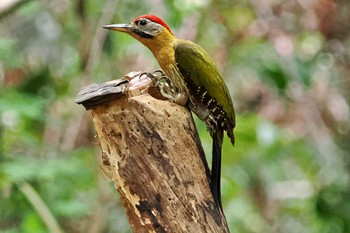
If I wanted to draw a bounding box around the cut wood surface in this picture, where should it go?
[75,72,230,233]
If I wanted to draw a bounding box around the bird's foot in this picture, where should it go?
[146,70,188,106]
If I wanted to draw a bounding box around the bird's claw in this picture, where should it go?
[146,70,188,106]
[140,69,165,82]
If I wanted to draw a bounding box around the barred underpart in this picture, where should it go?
[189,82,231,132]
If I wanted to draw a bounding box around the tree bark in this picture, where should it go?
[75,72,230,233]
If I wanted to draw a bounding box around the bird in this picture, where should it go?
[103,14,235,210]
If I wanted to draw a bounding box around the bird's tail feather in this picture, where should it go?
[211,129,223,211]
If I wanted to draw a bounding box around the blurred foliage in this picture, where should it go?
[1,0,350,232]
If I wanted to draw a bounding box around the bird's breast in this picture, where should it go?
[154,46,176,74]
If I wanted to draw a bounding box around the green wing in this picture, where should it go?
[174,40,235,127]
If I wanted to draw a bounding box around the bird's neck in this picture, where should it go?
[133,30,177,73]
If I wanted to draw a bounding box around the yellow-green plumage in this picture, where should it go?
[141,35,235,144]
[173,40,235,144]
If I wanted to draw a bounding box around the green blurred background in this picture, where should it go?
[1,0,349,232]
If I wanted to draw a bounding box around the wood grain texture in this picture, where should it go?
[78,73,230,233]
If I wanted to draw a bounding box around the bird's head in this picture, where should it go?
[103,14,173,40]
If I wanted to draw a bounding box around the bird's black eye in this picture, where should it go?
[138,19,147,26]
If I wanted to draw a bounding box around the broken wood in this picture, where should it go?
[75,72,230,233]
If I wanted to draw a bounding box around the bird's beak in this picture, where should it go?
[103,24,132,33]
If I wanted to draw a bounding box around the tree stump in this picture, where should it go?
[75,72,230,233]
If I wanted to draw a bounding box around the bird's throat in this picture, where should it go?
[133,30,176,71]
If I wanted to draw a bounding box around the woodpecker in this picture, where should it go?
[104,15,235,210]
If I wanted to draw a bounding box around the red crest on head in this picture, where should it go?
[133,14,173,34]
